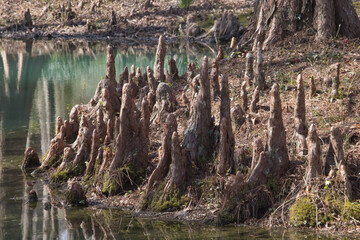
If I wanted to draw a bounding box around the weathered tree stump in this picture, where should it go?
[168,58,179,82]
[331,63,340,101]
[210,59,220,100]
[164,131,187,193]
[66,181,87,206]
[24,9,33,29]
[216,46,224,62]
[110,10,117,26]
[268,83,289,176]
[146,113,177,192]
[244,52,254,85]
[231,104,245,129]
[147,66,158,95]
[84,129,100,177]
[187,62,197,83]
[309,76,316,98]
[183,57,214,168]
[217,75,234,175]
[152,82,177,124]
[119,66,129,87]
[230,37,237,49]
[250,138,264,172]
[254,42,266,90]
[240,81,248,112]
[247,151,268,185]
[105,45,117,86]
[294,74,308,155]
[22,147,40,171]
[105,82,150,195]
[338,164,352,200]
[56,117,64,135]
[305,124,322,184]
[250,86,260,113]
[154,36,166,82]
[330,126,344,166]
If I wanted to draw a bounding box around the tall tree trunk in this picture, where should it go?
[247,0,360,48]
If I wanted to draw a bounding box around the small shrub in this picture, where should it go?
[178,0,192,8]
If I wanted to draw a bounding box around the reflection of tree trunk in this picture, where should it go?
[0,116,3,239]
[1,50,10,97]
[21,178,30,240]
[17,52,24,92]
[37,78,51,155]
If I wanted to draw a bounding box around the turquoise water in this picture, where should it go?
[0,39,357,239]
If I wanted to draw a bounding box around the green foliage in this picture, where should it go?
[290,197,318,227]
[178,0,192,8]
[290,193,360,228]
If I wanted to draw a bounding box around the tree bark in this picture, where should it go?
[246,0,360,48]
[183,57,214,168]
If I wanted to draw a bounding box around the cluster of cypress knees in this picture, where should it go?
[22,36,353,224]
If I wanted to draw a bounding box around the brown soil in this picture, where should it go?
[0,0,253,44]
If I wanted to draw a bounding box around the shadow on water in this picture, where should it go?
[0,39,358,239]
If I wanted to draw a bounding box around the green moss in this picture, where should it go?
[237,10,253,27]
[102,163,146,196]
[266,174,280,194]
[343,202,360,221]
[51,162,85,183]
[102,172,121,196]
[290,197,317,227]
[149,183,189,212]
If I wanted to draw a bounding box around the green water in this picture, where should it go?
[0,39,357,239]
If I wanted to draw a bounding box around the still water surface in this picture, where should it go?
[0,40,357,239]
